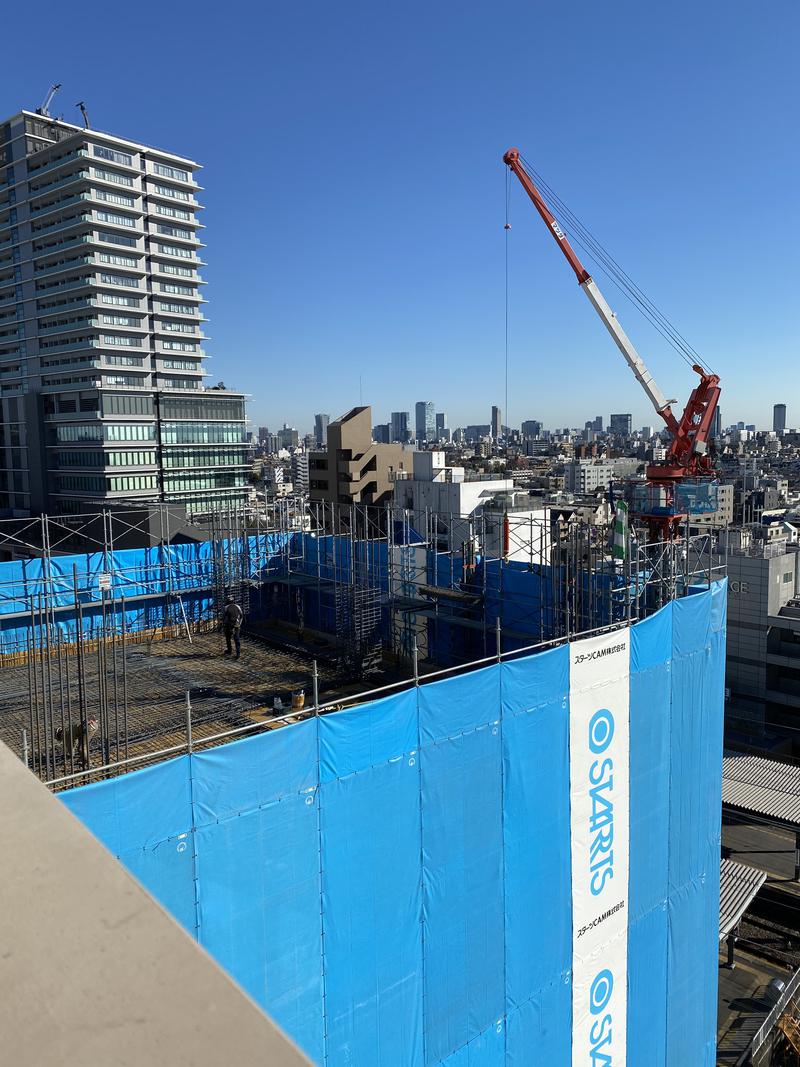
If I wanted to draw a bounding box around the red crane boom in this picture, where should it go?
[503,147,721,534]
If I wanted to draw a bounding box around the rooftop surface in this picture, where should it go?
[0,624,409,787]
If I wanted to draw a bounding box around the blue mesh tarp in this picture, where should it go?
[0,534,291,654]
[61,582,726,1066]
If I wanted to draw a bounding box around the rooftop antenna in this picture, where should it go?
[36,83,62,118]
[75,101,91,129]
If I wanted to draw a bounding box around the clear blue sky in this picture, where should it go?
[10,1,799,433]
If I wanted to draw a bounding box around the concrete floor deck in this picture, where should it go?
[0,625,410,786]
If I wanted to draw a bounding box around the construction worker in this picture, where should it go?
[222,598,243,659]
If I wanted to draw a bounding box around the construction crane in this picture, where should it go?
[36,83,62,118]
[503,147,721,540]
[75,102,91,129]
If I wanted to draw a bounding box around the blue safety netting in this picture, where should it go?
[0,534,291,654]
[60,582,726,1066]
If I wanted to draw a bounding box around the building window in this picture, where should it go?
[160,421,246,445]
[163,359,199,370]
[98,230,137,248]
[152,183,190,202]
[107,474,158,492]
[101,293,139,307]
[154,203,191,221]
[102,333,139,347]
[94,145,133,167]
[154,163,190,182]
[158,263,195,278]
[95,210,136,228]
[98,252,138,268]
[93,167,134,188]
[101,393,154,416]
[161,321,195,333]
[98,271,139,288]
[93,188,135,208]
[101,315,139,327]
[104,424,156,442]
[160,283,195,296]
[161,340,197,352]
[104,374,142,387]
[157,243,194,259]
[104,354,144,367]
[157,224,192,240]
[159,301,194,315]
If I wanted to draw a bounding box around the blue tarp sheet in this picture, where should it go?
[61,582,726,1066]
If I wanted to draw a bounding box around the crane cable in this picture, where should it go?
[518,153,705,372]
[517,153,713,376]
[504,167,510,459]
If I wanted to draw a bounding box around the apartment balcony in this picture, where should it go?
[37,317,98,336]
[35,295,96,315]
[33,234,94,259]
[30,213,95,242]
[38,336,100,354]
[34,254,95,279]
[29,191,93,220]
[35,274,96,296]
[41,380,104,396]
[26,147,91,180]
[28,168,91,201]
[145,184,200,209]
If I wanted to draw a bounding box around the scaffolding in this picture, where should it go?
[0,498,726,787]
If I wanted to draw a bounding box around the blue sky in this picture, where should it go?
[10,1,799,433]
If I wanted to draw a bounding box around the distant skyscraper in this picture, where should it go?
[277,424,299,449]
[314,413,330,447]
[491,405,502,439]
[609,413,632,436]
[593,416,603,432]
[373,423,390,444]
[435,412,447,439]
[773,404,787,433]
[415,401,436,442]
[390,411,411,443]
[521,419,542,439]
[711,408,722,438]
[258,426,269,444]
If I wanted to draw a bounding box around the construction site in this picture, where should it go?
[3,101,798,1067]
[0,498,723,789]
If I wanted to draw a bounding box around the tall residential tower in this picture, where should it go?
[0,107,249,515]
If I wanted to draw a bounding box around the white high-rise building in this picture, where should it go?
[0,104,249,515]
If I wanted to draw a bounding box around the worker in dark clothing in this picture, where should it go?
[222,599,243,659]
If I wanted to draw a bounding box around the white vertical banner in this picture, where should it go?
[569,627,630,1067]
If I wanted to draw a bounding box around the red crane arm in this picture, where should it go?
[504,146,722,478]
[503,147,590,285]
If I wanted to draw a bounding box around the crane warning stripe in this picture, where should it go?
[569,627,630,1067]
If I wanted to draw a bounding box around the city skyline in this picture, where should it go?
[256,400,791,439]
[3,4,798,436]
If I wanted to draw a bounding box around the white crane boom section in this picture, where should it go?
[580,277,671,416]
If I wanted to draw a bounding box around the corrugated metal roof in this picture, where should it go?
[722,753,800,829]
[719,858,766,939]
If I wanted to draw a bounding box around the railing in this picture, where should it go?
[748,967,800,1065]
[26,147,90,179]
